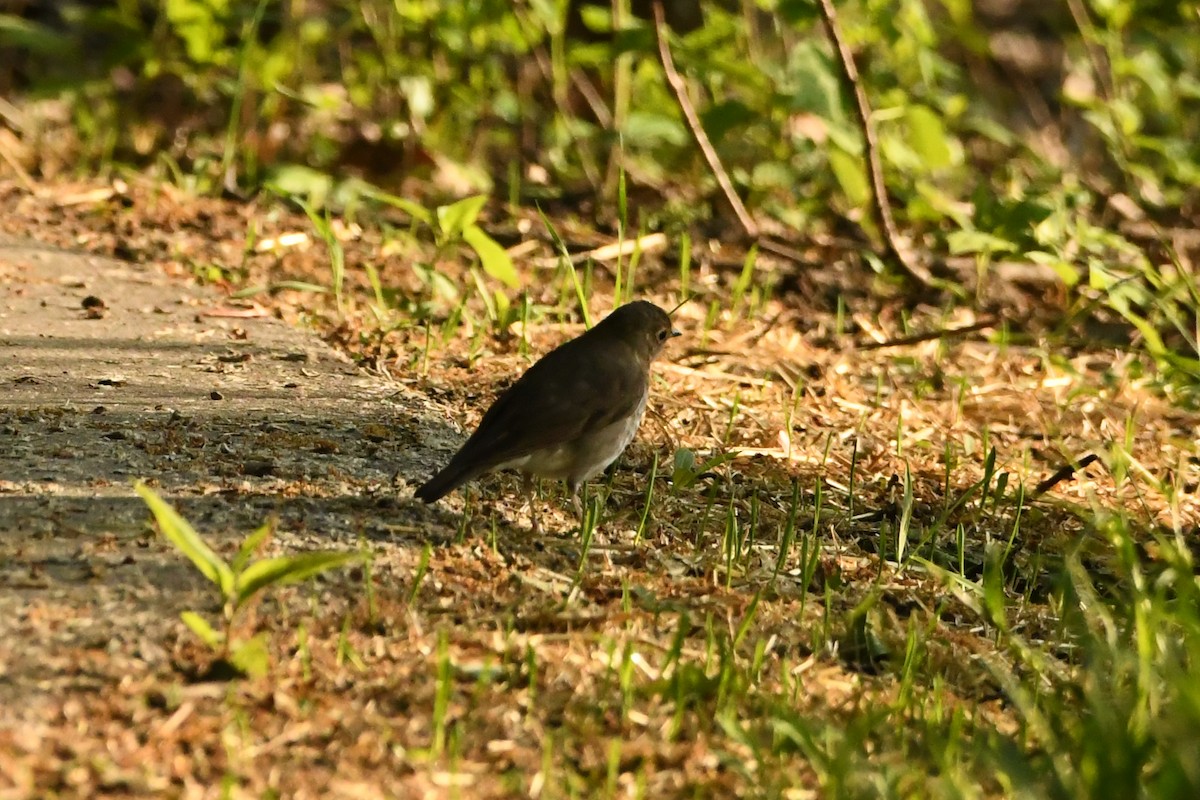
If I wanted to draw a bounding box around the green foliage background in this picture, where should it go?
[5,0,1197,219]
[5,1,1200,385]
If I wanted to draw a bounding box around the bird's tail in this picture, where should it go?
[414,457,479,504]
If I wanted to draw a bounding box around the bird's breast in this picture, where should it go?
[565,388,649,484]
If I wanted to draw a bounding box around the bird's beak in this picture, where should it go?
[671,329,682,338]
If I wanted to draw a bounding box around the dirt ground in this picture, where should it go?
[0,233,444,716]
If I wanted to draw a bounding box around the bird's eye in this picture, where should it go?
[657,329,668,342]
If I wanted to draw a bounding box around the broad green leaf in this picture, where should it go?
[436,195,488,240]
[235,551,363,607]
[672,448,697,485]
[621,112,688,148]
[946,230,1018,256]
[980,547,1009,632]
[905,104,953,170]
[135,483,234,596]
[788,43,844,122]
[230,634,270,678]
[180,611,223,649]
[578,4,613,32]
[463,224,520,288]
[264,164,333,205]
[165,0,230,65]
[751,161,795,191]
[1027,250,1079,286]
[232,519,273,574]
[828,146,869,207]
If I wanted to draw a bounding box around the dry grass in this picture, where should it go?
[3,177,1199,798]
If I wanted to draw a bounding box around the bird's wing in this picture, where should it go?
[449,336,646,471]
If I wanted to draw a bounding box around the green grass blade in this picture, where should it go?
[536,203,592,328]
[180,611,223,649]
[135,482,233,596]
[235,551,363,608]
[232,518,273,574]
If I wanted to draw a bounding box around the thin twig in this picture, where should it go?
[0,140,39,196]
[652,1,759,239]
[857,318,998,350]
[1063,0,1115,110]
[1034,453,1100,496]
[569,68,613,129]
[813,0,933,286]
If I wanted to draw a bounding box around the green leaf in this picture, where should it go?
[536,204,592,328]
[701,100,756,145]
[135,482,234,597]
[235,551,363,608]
[232,519,273,574]
[828,146,869,207]
[493,289,513,327]
[265,281,331,294]
[1026,251,1080,287]
[361,188,433,225]
[787,43,844,122]
[436,195,488,241]
[229,634,270,678]
[0,14,70,53]
[750,161,795,191]
[777,0,818,24]
[578,4,613,33]
[463,224,520,288]
[946,230,1018,256]
[621,112,688,148]
[672,448,699,487]
[904,104,953,170]
[165,0,231,65]
[180,611,223,649]
[980,546,1009,632]
[264,164,334,205]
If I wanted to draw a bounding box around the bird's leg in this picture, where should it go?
[522,472,541,534]
[568,482,584,519]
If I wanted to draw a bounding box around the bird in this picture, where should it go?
[415,300,680,532]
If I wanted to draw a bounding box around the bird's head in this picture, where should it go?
[598,300,681,362]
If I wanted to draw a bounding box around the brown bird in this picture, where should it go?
[415,300,680,531]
